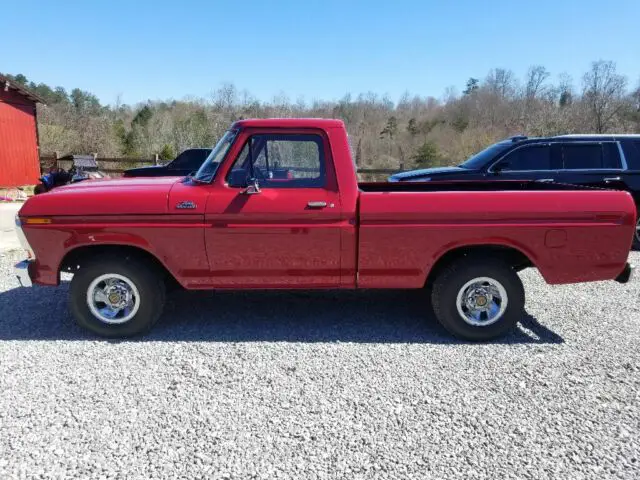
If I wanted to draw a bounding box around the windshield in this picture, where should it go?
[194,130,238,182]
[170,149,211,169]
[458,142,511,170]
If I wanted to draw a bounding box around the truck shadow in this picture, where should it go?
[0,285,564,344]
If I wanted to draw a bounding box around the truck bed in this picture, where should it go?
[356,181,636,289]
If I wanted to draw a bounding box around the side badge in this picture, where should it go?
[176,201,197,210]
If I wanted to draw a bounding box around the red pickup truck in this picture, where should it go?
[14,118,636,340]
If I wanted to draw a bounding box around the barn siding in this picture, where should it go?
[0,89,40,187]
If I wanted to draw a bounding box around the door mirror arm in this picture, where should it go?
[242,178,261,195]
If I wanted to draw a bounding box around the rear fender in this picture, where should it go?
[425,239,540,284]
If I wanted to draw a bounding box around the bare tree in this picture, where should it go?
[582,60,627,133]
[525,66,550,100]
[485,68,517,99]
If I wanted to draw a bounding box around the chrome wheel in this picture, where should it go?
[455,277,508,327]
[635,218,640,244]
[86,274,141,324]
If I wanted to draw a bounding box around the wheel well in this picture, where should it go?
[425,245,533,287]
[59,245,177,286]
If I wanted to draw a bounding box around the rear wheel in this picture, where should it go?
[431,257,524,341]
[69,255,165,337]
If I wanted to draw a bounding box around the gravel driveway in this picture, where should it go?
[0,250,639,479]
[0,203,21,253]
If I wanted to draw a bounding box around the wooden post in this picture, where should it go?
[154,153,159,166]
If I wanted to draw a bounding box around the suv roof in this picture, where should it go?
[508,134,640,144]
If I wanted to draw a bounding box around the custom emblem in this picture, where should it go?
[176,201,197,209]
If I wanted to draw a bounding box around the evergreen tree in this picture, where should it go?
[412,141,440,167]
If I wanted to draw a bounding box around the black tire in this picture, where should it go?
[431,257,525,341]
[633,217,640,251]
[69,255,166,338]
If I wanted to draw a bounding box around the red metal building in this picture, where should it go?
[0,74,45,187]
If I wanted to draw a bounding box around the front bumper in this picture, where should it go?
[14,260,33,287]
[615,262,634,284]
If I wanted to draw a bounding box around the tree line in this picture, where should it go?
[4,60,640,170]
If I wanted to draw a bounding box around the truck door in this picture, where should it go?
[204,130,343,288]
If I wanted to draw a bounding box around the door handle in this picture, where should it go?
[536,178,554,183]
[604,177,622,182]
[307,201,327,209]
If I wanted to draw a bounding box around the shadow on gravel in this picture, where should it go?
[0,286,564,344]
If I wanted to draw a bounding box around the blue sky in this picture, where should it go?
[3,0,639,105]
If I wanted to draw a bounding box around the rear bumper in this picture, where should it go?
[615,262,634,284]
[14,260,33,287]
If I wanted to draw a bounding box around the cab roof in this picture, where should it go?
[231,118,345,129]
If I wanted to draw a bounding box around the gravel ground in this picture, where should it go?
[0,250,639,479]
[0,203,21,253]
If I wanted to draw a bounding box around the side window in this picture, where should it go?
[621,140,640,169]
[602,143,622,169]
[227,134,326,188]
[562,144,604,169]
[497,145,551,171]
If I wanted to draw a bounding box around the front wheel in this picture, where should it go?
[69,255,166,337]
[633,217,640,250]
[431,258,525,341]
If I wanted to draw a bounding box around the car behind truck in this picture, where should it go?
[14,119,636,340]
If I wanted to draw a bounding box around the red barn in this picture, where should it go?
[0,74,45,187]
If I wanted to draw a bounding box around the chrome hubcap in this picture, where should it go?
[87,274,140,324]
[635,218,640,243]
[456,277,508,326]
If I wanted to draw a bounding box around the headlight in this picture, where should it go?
[15,215,36,259]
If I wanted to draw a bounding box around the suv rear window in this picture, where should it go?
[562,143,621,169]
[602,143,622,169]
[621,140,640,170]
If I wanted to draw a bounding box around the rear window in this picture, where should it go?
[562,143,621,169]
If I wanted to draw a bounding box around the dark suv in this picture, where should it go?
[123,148,212,178]
[389,135,640,246]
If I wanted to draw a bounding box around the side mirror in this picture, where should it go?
[493,161,510,173]
[243,178,261,195]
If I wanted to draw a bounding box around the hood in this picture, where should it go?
[388,166,469,182]
[125,165,164,172]
[20,176,184,217]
